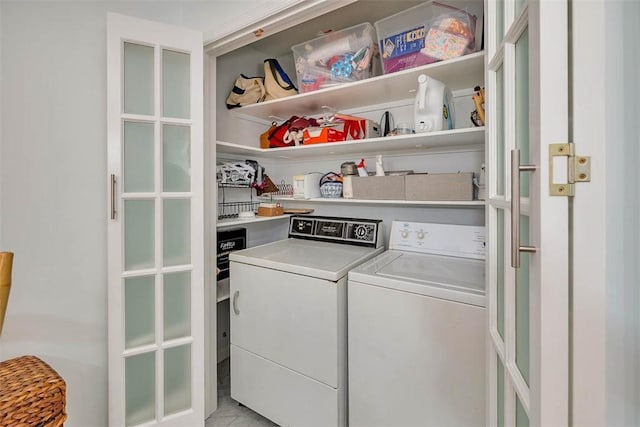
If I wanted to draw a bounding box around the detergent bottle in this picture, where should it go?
[414,74,455,133]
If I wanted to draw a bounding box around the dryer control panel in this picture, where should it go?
[289,215,384,248]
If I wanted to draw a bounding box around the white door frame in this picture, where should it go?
[571,1,640,426]
[570,1,606,425]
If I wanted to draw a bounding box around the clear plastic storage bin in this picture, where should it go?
[292,22,376,93]
[375,1,482,74]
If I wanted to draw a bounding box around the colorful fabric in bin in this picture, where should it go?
[292,22,376,93]
[421,27,471,60]
[377,2,478,74]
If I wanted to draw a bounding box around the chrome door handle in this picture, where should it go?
[110,174,117,220]
[232,290,240,315]
[511,149,537,268]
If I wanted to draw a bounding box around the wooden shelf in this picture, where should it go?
[231,52,485,120]
[259,196,485,208]
[217,127,484,160]
[216,214,292,228]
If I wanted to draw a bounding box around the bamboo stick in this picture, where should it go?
[0,252,14,335]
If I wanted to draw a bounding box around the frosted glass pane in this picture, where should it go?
[125,276,155,349]
[516,0,526,17]
[162,50,190,119]
[497,355,505,427]
[163,272,191,340]
[124,121,154,193]
[125,352,156,426]
[163,125,190,192]
[497,209,505,338]
[516,214,530,385]
[516,394,530,427]
[125,200,155,271]
[496,66,505,195]
[124,43,154,115]
[164,344,191,415]
[516,29,530,197]
[496,0,504,45]
[163,199,190,266]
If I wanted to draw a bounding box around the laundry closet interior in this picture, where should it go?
[207,0,486,424]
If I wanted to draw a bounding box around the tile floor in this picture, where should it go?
[205,359,278,427]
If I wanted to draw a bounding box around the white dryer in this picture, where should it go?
[348,221,486,427]
[229,215,384,427]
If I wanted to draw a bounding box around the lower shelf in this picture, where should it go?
[217,278,230,303]
[216,214,292,228]
[259,196,485,208]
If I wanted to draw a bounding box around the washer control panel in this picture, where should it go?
[390,221,486,259]
[289,216,383,248]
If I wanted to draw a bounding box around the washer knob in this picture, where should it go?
[417,231,425,240]
[401,230,409,238]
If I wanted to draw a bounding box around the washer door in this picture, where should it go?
[230,261,344,387]
[348,280,485,427]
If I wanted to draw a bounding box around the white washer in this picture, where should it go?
[229,216,384,427]
[348,221,486,427]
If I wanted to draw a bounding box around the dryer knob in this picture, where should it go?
[354,225,369,239]
[417,231,425,240]
[401,230,409,238]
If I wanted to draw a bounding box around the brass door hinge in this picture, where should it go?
[549,143,590,196]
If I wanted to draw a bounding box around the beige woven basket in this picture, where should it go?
[0,355,67,426]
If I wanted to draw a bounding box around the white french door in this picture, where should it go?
[107,13,204,427]
[486,0,569,425]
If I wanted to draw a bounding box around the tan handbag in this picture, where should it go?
[264,58,298,100]
[226,74,266,109]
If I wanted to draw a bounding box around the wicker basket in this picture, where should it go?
[0,355,67,426]
[319,172,343,198]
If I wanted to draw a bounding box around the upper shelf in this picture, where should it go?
[233,52,485,120]
[217,127,485,160]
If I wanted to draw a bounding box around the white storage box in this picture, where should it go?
[375,1,483,74]
[292,22,376,93]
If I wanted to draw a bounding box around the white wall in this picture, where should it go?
[0,1,271,426]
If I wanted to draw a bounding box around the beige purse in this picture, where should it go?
[225,74,266,109]
[264,58,298,100]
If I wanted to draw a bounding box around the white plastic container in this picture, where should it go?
[414,74,455,132]
[374,1,482,74]
[292,22,376,93]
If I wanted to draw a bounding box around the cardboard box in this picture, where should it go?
[405,172,475,201]
[350,176,405,200]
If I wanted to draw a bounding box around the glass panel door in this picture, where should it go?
[108,13,203,427]
[487,1,570,425]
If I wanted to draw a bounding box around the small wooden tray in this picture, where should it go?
[257,206,284,216]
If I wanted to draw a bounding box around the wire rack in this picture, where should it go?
[217,182,258,220]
